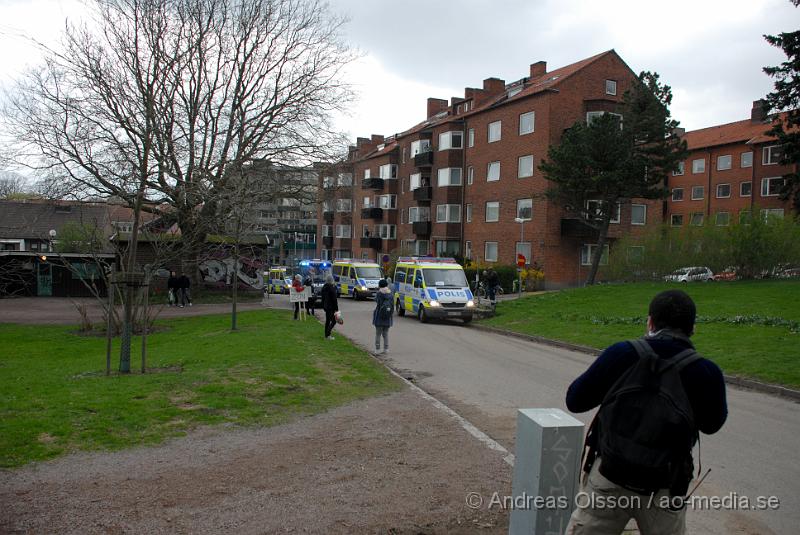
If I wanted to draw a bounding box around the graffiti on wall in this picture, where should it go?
[199,255,266,289]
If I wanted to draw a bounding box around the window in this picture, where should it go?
[716,155,732,171]
[673,161,685,176]
[487,161,500,181]
[605,79,617,95]
[323,200,333,212]
[363,196,372,208]
[761,208,785,220]
[741,151,753,168]
[408,206,429,223]
[485,201,500,222]
[361,225,371,237]
[467,166,474,185]
[364,169,371,179]
[586,200,620,223]
[519,111,535,135]
[518,155,534,178]
[671,214,683,226]
[631,204,646,225]
[672,188,684,201]
[763,145,784,165]
[516,198,532,220]
[468,128,475,147]
[690,212,704,226]
[485,241,498,262]
[516,242,531,264]
[336,198,352,212]
[586,111,623,126]
[739,210,752,224]
[465,241,472,260]
[761,177,784,196]
[379,164,397,179]
[410,139,431,157]
[466,203,472,222]
[692,159,705,174]
[337,173,353,186]
[740,181,752,197]
[716,184,731,198]
[691,186,704,200]
[378,194,397,209]
[410,173,421,191]
[488,120,501,143]
[376,224,397,239]
[436,204,461,223]
[335,225,351,238]
[438,131,463,150]
[437,167,462,186]
[581,244,609,266]
[435,240,460,256]
[414,240,430,256]
[715,212,730,226]
[322,176,334,188]
[321,225,332,237]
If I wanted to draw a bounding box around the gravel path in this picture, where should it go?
[1,389,512,534]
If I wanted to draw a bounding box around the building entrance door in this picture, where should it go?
[37,262,53,296]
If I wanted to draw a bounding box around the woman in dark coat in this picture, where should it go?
[320,273,339,340]
[372,279,393,354]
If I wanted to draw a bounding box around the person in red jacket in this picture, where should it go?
[291,274,304,320]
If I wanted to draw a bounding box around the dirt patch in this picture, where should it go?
[0,388,512,534]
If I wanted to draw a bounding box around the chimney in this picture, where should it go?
[427,98,449,118]
[482,77,506,96]
[529,61,547,79]
[371,134,385,145]
[751,99,768,123]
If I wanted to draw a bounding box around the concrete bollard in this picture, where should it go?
[509,408,585,535]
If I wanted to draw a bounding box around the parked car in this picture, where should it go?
[664,266,714,283]
[712,268,738,282]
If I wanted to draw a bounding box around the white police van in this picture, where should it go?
[393,257,475,324]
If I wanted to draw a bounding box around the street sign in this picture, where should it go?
[517,253,526,267]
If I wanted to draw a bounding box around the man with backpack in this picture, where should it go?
[565,289,727,535]
[372,279,393,354]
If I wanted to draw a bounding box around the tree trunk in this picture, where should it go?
[232,249,239,331]
[585,217,612,286]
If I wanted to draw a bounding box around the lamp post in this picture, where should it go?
[514,217,525,298]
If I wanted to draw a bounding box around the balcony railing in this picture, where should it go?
[360,207,384,219]
[360,236,382,249]
[323,211,334,222]
[412,186,432,202]
[412,221,431,236]
[361,178,385,190]
[414,150,434,167]
[322,236,334,247]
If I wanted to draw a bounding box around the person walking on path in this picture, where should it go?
[303,273,316,316]
[177,272,192,307]
[372,279,393,354]
[291,274,304,320]
[167,271,179,306]
[320,273,338,340]
[564,289,727,535]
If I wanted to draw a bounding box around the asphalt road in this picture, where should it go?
[316,294,799,535]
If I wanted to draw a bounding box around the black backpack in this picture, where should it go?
[594,338,701,495]
[377,296,393,320]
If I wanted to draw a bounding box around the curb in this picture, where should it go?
[470,324,800,403]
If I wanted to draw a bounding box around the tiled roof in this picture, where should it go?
[0,200,119,241]
[682,117,785,150]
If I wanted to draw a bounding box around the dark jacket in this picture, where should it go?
[566,332,728,435]
[321,282,338,312]
[167,276,179,290]
[372,287,393,327]
[177,275,191,289]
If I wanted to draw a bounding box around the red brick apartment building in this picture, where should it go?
[666,101,795,227]
[317,51,794,288]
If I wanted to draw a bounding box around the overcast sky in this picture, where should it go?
[1,0,798,145]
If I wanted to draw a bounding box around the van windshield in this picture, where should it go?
[355,267,382,279]
[422,268,468,287]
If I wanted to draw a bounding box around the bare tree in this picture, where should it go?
[2,0,355,372]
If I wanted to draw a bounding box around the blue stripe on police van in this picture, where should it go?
[428,289,437,300]
[466,289,473,300]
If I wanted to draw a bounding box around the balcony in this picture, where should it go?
[360,207,384,219]
[412,221,431,236]
[412,186,432,203]
[561,218,599,239]
[323,211,334,222]
[360,237,382,249]
[361,178,385,190]
[414,150,433,168]
[322,236,333,247]
[335,238,352,249]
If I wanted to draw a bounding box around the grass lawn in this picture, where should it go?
[0,309,399,468]
[482,280,800,388]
